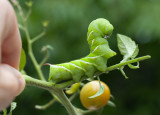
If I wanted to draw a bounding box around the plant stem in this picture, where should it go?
[35,98,56,110]
[31,31,46,43]
[76,108,96,115]
[105,55,151,73]
[24,75,78,115]
[54,90,78,115]
[13,2,78,115]
[24,26,46,81]
[3,109,7,115]
[14,1,46,81]
[69,92,78,102]
[53,55,151,88]
[24,75,54,90]
[25,7,32,22]
[39,50,49,67]
[25,55,151,89]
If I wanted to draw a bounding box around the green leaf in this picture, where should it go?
[131,45,139,59]
[10,102,17,112]
[107,100,116,107]
[117,34,139,61]
[8,102,17,115]
[89,77,105,98]
[19,48,26,71]
[88,85,105,99]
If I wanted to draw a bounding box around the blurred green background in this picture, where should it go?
[11,0,160,115]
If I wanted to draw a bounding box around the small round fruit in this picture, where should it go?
[80,80,110,110]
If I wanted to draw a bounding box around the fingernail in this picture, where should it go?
[15,74,25,96]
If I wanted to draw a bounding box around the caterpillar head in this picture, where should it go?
[87,18,114,43]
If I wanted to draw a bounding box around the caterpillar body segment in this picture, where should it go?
[49,18,116,84]
[84,54,107,72]
[48,65,72,83]
[87,18,114,45]
[70,60,96,80]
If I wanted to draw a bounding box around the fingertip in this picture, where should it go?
[15,73,26,96]
[0,89,14,111]
[0,64,25,97]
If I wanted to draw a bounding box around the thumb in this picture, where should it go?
[0,64,25,111]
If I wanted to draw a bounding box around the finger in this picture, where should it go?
[0,0,22,69]
[0,64,25,111]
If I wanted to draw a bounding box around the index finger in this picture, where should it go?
[0,0,21,70]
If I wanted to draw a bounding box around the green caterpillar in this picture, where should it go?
[48,18,116,84]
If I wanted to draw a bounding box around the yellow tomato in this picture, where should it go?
[80,80,110,110]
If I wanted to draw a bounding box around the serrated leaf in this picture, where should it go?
[107,100,116,107]
[117,34,139,61]
[128,62,139,69]
[89,77,105,98]
[19,49,26,71]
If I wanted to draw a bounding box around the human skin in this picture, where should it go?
[0,0,25,111]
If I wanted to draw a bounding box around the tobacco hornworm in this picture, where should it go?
[48,18,116,84]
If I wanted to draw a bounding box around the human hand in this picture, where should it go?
[0,0,25,111]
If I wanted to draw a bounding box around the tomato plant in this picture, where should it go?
[0,0,151,115]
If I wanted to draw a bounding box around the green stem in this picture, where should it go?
[54,90,78,115]
[18,24,25,31]
[24,75,54,90]
[53,55,151,88]
[31,30,46,43]
[24,75,78,115]
[35,98,56,110]
[105,55,151,73]
[24,7,32,22]
[13,0,45,81]
[40,50,49,67]
[24,27,46,81]
[69,92,78,102]
[76,108,96,115]
[3,109,7,115]
[97,107,104,115]
[54,80,75,89]
[24,56,151,90]
[13,2,77,115]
